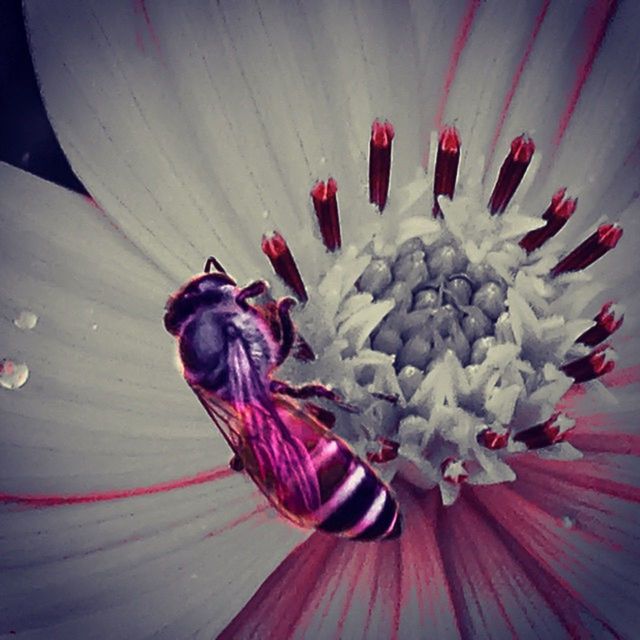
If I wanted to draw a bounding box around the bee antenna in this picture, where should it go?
[204,256,227,274]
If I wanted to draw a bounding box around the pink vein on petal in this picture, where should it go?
[0,466,233,507]
[133,0,164,60]
[204,504,270,539]
[511,458,639,548]
[484,0,551,177]
[467,486,618,638]
[397,487,461,639]
[602,364,640,388]
[513,455,640,503]
[439,496,522,639]
[567,426,640,456]
[552,0,619,149]
[433,0,481,132]
[217,533,339,639]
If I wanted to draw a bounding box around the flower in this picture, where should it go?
[2,1,640,638]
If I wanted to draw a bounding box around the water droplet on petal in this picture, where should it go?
[560,515,575,529]
[0,359,29,390]
[14,311,38,330]
[91,323,99,331]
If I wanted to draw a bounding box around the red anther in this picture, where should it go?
[369,119,395,212]
[561,344,617,383]
[367,437,400,464]
[477,427,509,450]
[519,187,578,253]
[433,125,461,218]
[261,232,308,302]
[550,223,623,277]
[310,178,341,252]
[488,134,535,215]
[306,403,336,430]
[513,413,571,449]
[577,301,624,347]
[441,457,468,484]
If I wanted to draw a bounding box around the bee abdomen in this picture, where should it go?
[311,441,401,540]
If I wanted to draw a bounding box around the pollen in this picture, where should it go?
[263,119,625,506]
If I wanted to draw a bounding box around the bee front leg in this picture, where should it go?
[269,379,360,414]
[236,280,268,309]
[275,297,296,365]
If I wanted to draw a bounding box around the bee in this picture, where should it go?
[164,256,401,540]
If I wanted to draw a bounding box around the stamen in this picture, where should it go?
[369,119,395,212]
[519,188,577,253]
[294,118,630,505]
[488,134,535,215]
[367,437,400,464]
[561,344,617,383]
[472,281,506,321]
[550,223,623,277]
[433,125,461,218]
[441,458,468,484]
[310,178,341,252]
[477,427,509,450]
[261,231,308,302]
[513,413,573,449]
[577,301,624,347]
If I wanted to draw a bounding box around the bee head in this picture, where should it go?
[164,273,236,336]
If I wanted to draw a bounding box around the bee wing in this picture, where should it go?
[191,339,321,517]
[238,401,322,515]
[190,384,246,455]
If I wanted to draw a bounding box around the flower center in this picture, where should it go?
[260,121,624,506]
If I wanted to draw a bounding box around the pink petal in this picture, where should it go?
[219,485,460,640]
[473,456,640,639]
[1,472,308,637]
[396,488,460,640]
[439,492,571,639]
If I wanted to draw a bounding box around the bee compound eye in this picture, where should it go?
[225,324,240,339]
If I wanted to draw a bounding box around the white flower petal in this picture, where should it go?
[0,164,309,636]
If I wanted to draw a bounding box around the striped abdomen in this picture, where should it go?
[309,438,401,540]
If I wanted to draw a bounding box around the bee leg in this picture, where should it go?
[236,280,268,309]
[270,379,360,414]
[204,255,227,274]
[305,402,337,429]
[275,297,297,365]
[293,334,316,361]
[229,453,245,472]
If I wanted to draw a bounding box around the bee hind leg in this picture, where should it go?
[229,453,245,472]
[270,379,360,414]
